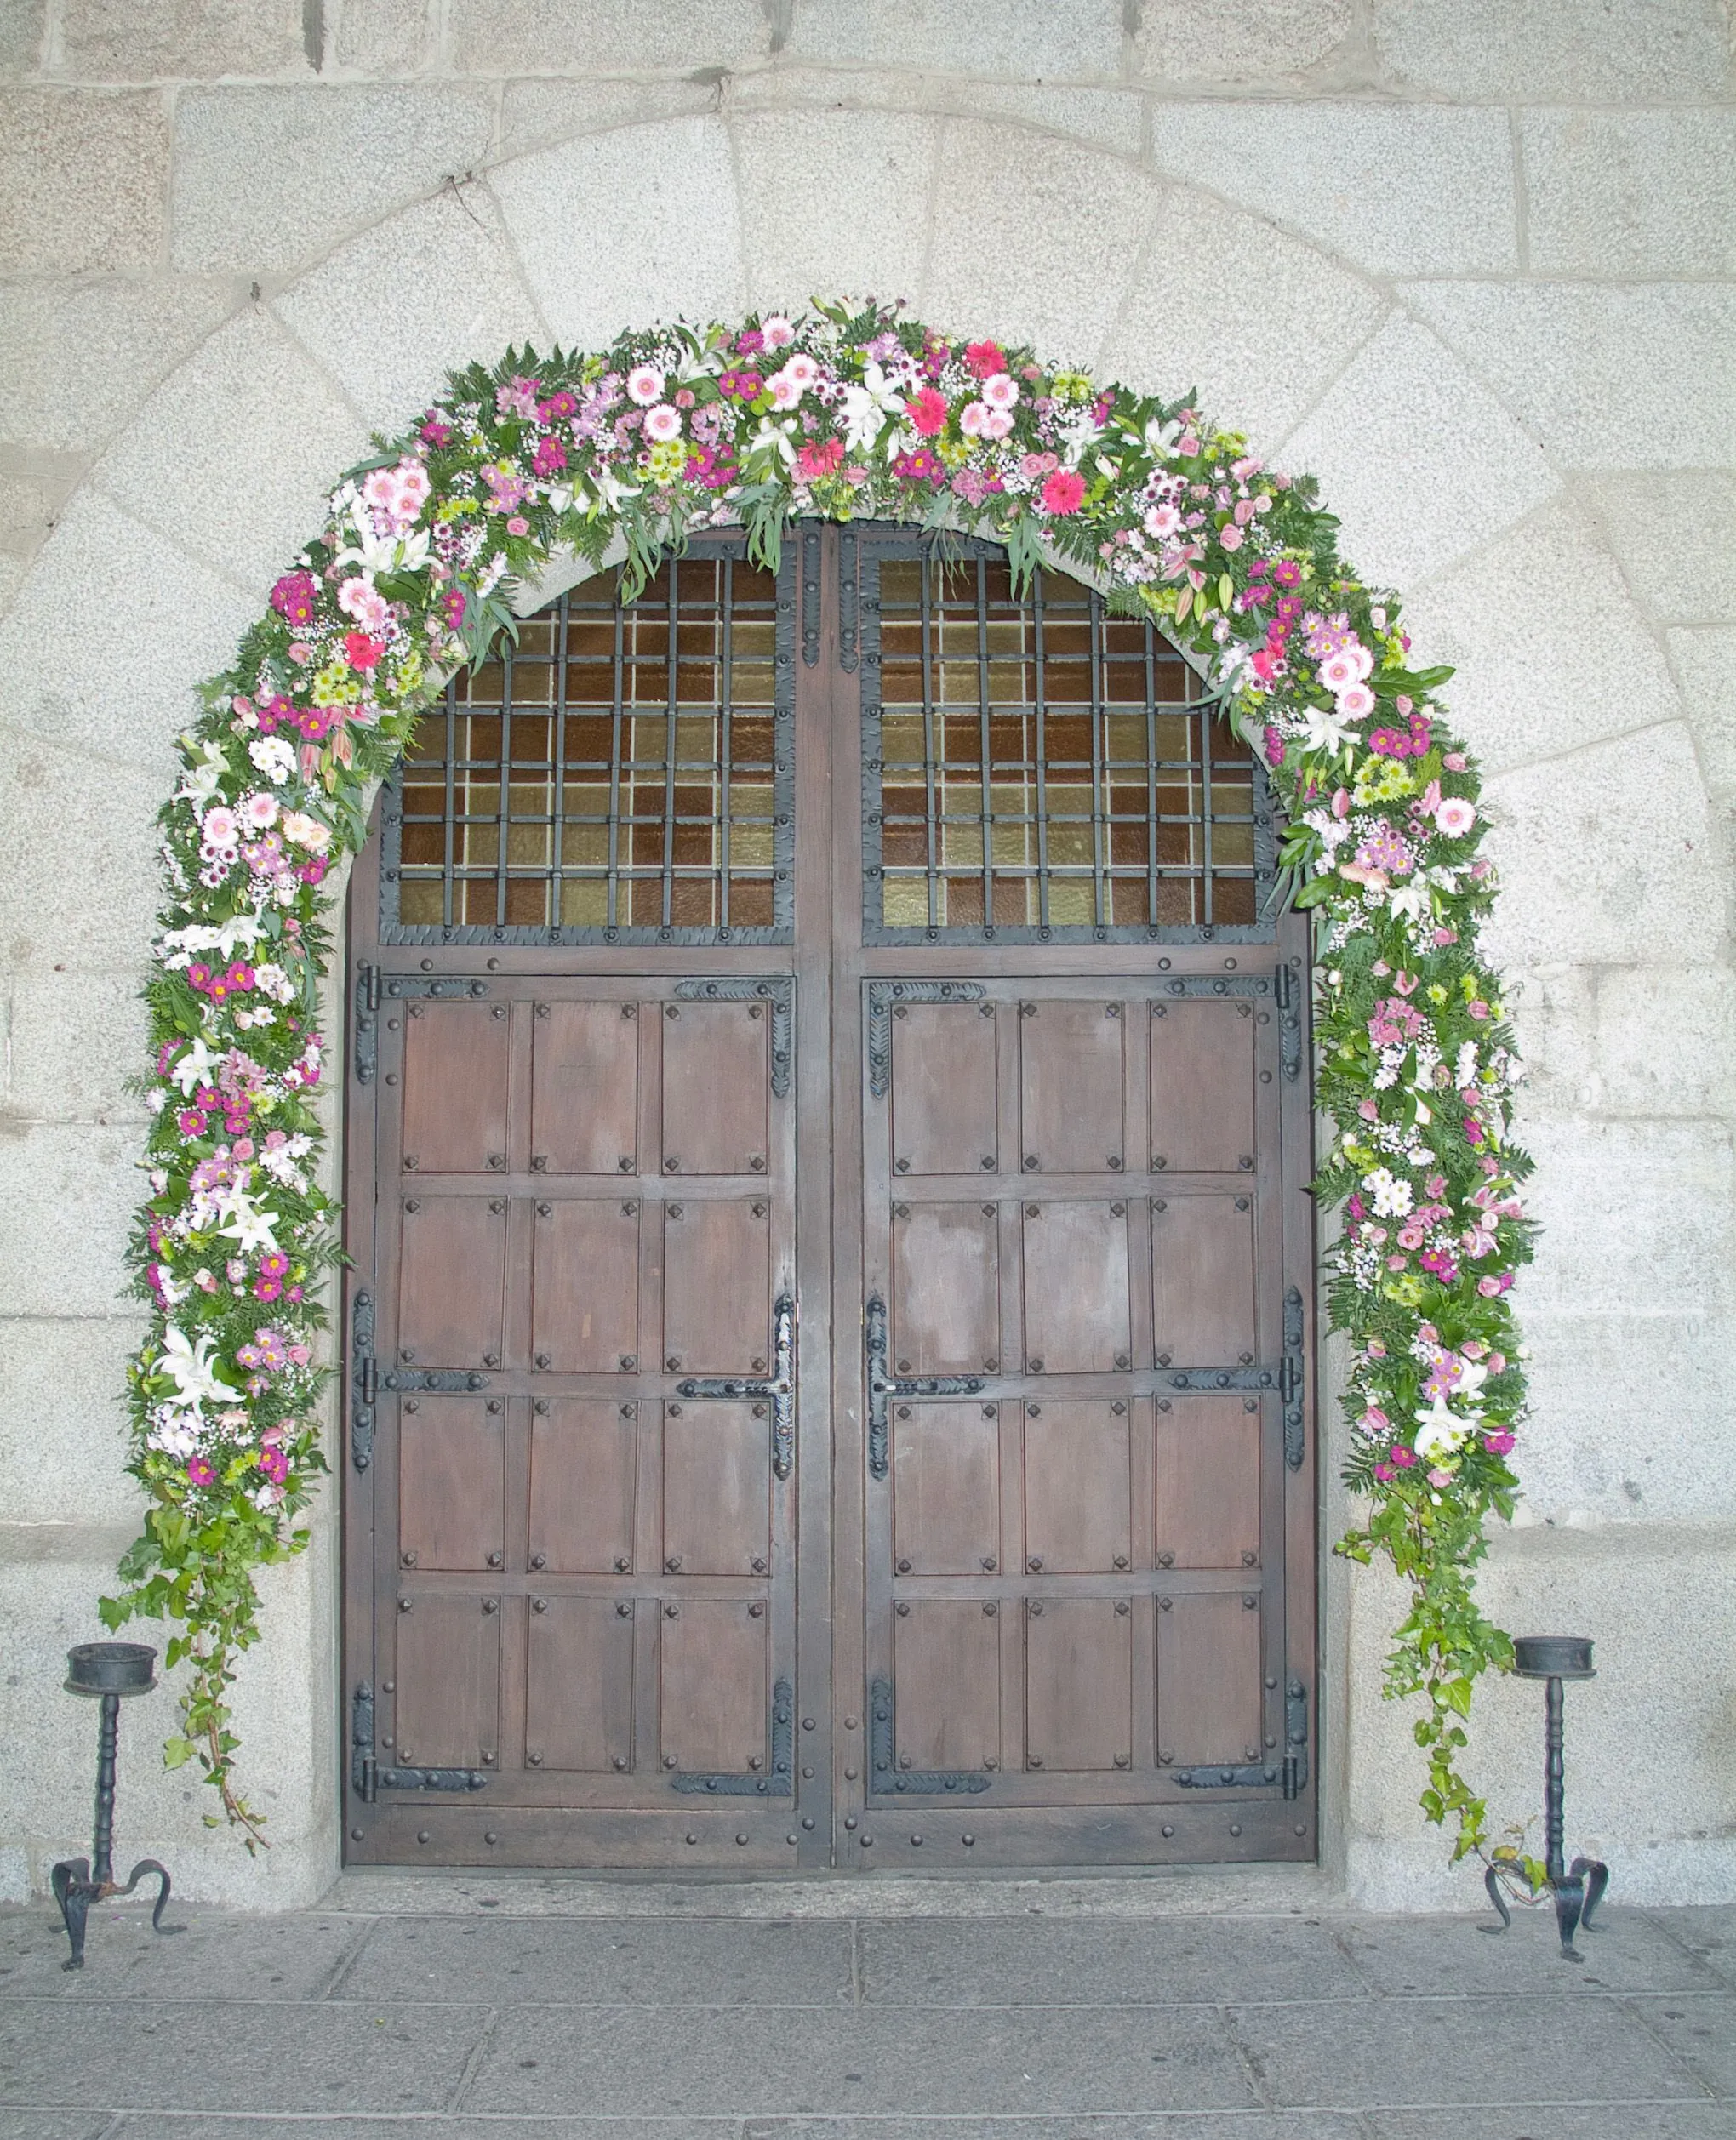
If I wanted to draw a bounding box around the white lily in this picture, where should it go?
[165,1036,220,1098]
[175,739,229,807]
[745,415,799,467]
[217,1187,280,1258]
[157,1326,226,1412]
[1389,881,1432,922]
[1145,414,1183,454]
[839,361,905,454]
[1299,702,1357,756]
[591,467,641,512]
[1412,1393,1482,1461]
[331,499,431,579]
[161,913,265,962]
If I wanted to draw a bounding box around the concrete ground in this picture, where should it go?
[1,1871,1733,2138]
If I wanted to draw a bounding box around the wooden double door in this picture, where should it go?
[343,523,1316,1872]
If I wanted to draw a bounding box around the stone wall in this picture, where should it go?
[1,0,1732,1909]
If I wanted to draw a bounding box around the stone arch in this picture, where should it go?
[2,104,1724,1911]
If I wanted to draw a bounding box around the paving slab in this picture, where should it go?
[1333,1907,1730,1999]
[1369,2112,1736,2140]
[1227,1993,1706,2111]
[1630,1995,1736,2100]
[0,1902,365,2000]
[1647,1903,1736,1990]
[340,1914,854,2006]
[859,1915,1367,2007]
[0,1998,490,2114]
[744,2120,1363,2140]
[465,2002,1258,2118]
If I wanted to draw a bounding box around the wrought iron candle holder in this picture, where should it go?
[50,1642,176,1972]
[1483,1634,1608,1960]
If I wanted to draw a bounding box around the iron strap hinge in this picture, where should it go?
[672,1681,794,1795]
[353,961,380,1086]
[865,980,986,1100]
[1280,1285,1305,1471]
[677,1294,796,1479]
[673,975,794,1099]
[1274,958,1305,1082]
[1174,1679,1309,1799]
[351,1290,377,1473]
[870,1677,991,1795]
[865,1294,985,1481]
[351,1681,488,1801]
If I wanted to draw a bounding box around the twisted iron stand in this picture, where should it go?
[1483,1635,1608,1961]
[51,1642,177,1971]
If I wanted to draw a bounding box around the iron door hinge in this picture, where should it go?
[1274,958,1305,1081]
[1280,1285,1305,1470]
[351,1290,377,1472]
[865,980,985,1100]
[351,1681,488,1800]
[865,1295,985,1481]
[671,1681,794,1796]
[801,525,821,667]
[869,1676,991,1796]
[677,1293,796,1480]
[673,974,794,1099]
[1283,1675,1310,1799]
[354,961,380,1085]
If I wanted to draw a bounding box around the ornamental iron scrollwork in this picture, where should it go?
[677,1294,796,1480]
[865,979,986,1100]
[865,1294,985,1481]
[869,1676,991,1795]
[673,974,794,1099]
[671,1679,794,1795]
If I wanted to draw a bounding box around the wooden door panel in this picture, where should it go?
[1150,998,1257,1174]
[525,1599,633,1772]
[890,1203,1000,1373]
[891,1401,1000,1576]
[661,1002,770,1176]
[662,1199,772,1374]
[392,1594,500,1769]
[660,1601,768,1775]
[1154,1396,1261,1570]
[1151,1193,1256,1364]
[397,1195,505,1367]
[892,1601,999,1774]
[401,1001,509,1174]
[1157,1593,1265,1768]
[532,1199,641,1372]
[1026,1598,1131,1772]
[398,1396,504,1571]
[528,1399,637,1574]
[891,1002,999,1175]
[530,999,639,1174]
[663,1401,771,1576]
[1023,1401,1131,1573]
[1021,1200,1131,1373]
[1019,999,1125,1175]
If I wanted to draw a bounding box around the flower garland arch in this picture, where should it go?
[109,299,1532,1859]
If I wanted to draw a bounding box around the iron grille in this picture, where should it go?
[380,534,795,945]
[859,531,1276,944]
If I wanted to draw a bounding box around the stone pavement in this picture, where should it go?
[1,1872,1733,2139]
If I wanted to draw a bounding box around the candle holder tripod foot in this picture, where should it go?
[50,1854,175,1972]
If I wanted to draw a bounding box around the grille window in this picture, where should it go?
[864,544,1275,942]
[382,539,793,944]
